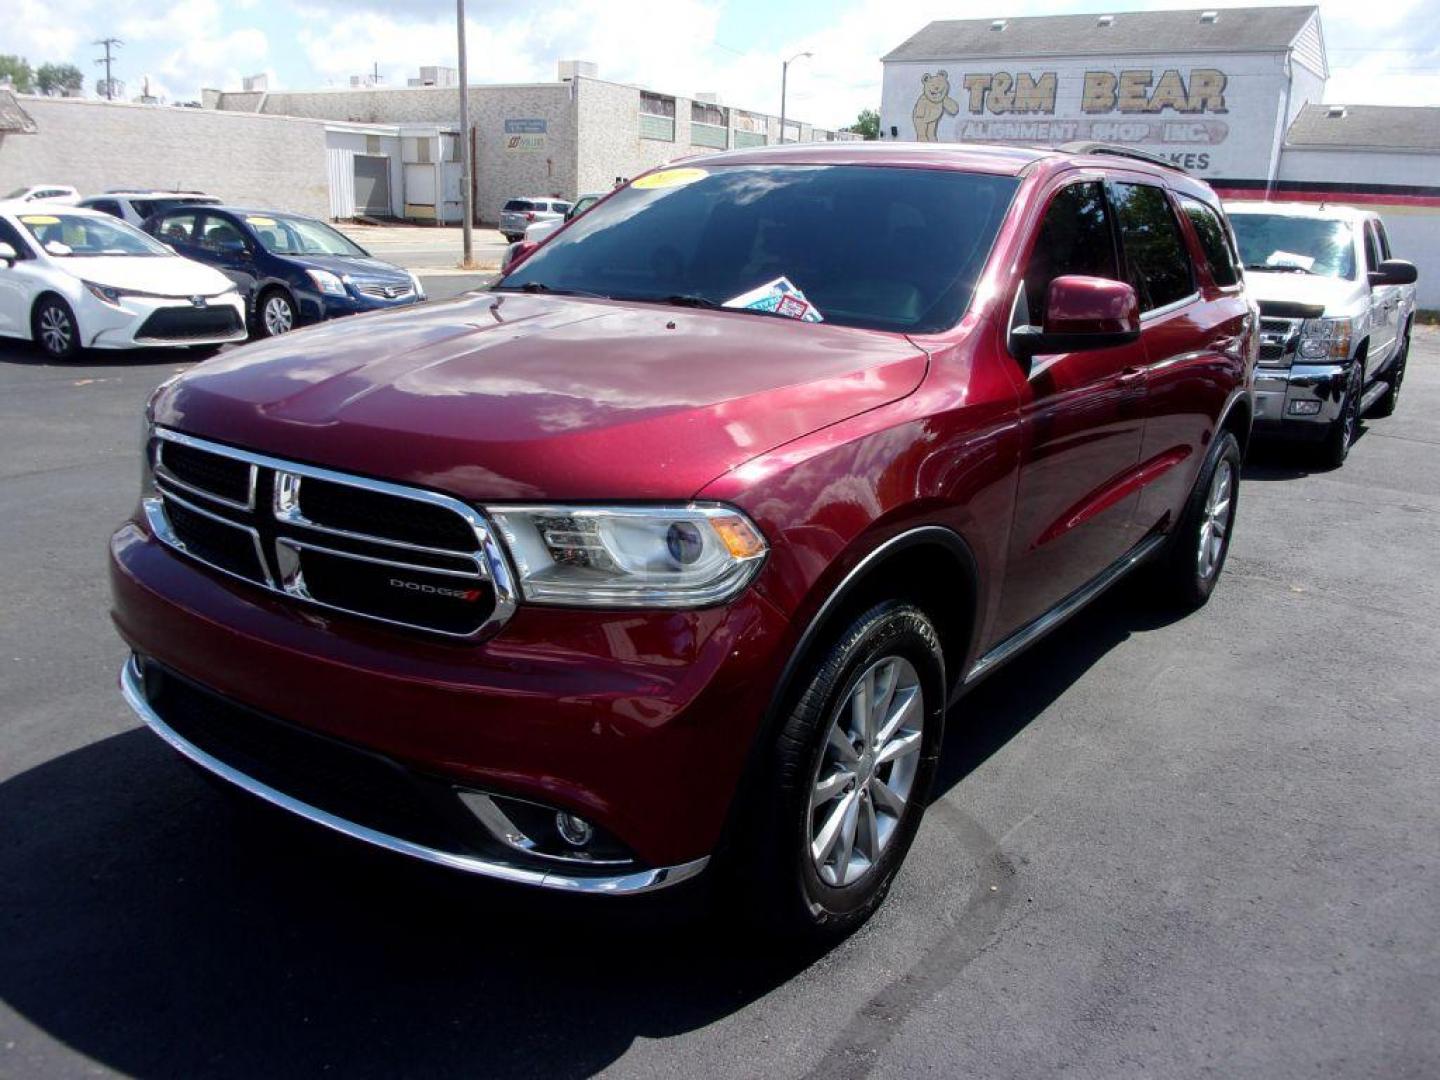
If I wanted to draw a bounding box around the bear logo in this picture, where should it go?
[912,70,959,141]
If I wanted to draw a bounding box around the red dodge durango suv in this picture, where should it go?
[111,142,1256,939]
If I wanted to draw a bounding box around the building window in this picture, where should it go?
[640,92,676,142]
[691,101,728,149]
[732,109,767,149]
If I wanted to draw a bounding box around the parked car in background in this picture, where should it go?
[143,206,424,337]
[4,185,81,206]
[498,196,571,242]
[1226,201,1417,466]
[0,201,246,359]
[112,143,1255,941]
[80,190,221,228]
[523,192,603,244]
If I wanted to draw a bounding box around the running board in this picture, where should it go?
[1360,380,1389,415]
[962,533,1168,688]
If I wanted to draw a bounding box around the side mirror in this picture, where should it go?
[1010,275,1141,364]
[0,241,16,266]
[1368,258,1417,287]
[501,240,539,275]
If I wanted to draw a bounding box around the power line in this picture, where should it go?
[93,37,122,100]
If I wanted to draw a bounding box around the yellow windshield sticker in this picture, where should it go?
[632,167,708,190]
[245,216,277,227]
[19,215,61,225]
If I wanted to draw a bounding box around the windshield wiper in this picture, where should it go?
[491,281,610,298]
[660,294,720,309]
[1245,263,1313,274]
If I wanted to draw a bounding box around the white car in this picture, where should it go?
[0,201,248,360]
[4,184,82,206]
[498,196,572,242]
[79,190,221,228]
[522,192,604,245]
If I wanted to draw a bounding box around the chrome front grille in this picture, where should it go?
[1258,316,1301,368]
[354,282,415,300]
[146,428,516,639]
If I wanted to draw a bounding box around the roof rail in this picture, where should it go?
[1055,141,1187,173]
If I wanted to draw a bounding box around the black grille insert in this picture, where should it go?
[164,497,266,582]
[298,549,493,636]
[298,478,478,551]
[142,660,476,851]
[138,305,243,340]
[160,441,252,505]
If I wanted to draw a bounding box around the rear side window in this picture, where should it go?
[88,200,124,219]
[1179,196,1240,287]
[503,200,533,212]
[551,202,571,214]
[1112,183,1195,312]
[1023,182,1119,325]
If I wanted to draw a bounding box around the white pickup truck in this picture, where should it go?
[1225,201,1417,467]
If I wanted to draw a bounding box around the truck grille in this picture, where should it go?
[146,429,516,639]
[1258,316,1301,368]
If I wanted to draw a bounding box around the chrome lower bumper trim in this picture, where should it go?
[119,657,709,895]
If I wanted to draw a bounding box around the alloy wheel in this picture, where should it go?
[264,295,294,335]
[1341,370,1361,448]
[38,304,73,356]
[1197,458,1233,581]
[808,655,924,888]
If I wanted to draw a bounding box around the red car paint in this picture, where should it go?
[110,143,1255,880]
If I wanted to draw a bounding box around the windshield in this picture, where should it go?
[4,187,30,199]
[497,164,1019,334]
[1230,213,1355,278]
[245,214,368,257]
[16,212,170,257]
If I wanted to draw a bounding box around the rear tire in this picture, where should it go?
[1155,431,1242,610]
[1372,330,1409,418]
[728,600,946,944]
[32,295,81,361]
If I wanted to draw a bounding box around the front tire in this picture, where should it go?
[732,601,946,943]
[257,289,296,337]
[32,295,81,361]
[1155,430,1242,610]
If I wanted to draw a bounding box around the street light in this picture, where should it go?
[779,51,812,145]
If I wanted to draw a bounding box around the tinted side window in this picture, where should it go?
[0,218,33,258]
[1374,219,1393,260]
[1179,197,1240,287]
[89,200,123,218]
[1023,182,1118,324]
[1112,182,1195,312]
[1363,222,1382,272]
[155,211,202,244]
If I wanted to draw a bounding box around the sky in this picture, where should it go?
[6,0,1440,129]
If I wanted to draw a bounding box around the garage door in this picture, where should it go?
[353,155,391,217]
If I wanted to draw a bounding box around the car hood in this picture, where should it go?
[1243,270,1363,316]
[62,255,234,296]
[151,293,929,501]
[289,254,411,283]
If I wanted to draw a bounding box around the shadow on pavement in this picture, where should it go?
[0,579,1187,1077]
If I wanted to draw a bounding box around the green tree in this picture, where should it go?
[0,55,34,93]
[36,62,84,97]
[846,108,880,140]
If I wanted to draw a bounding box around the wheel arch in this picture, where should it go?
[30,289,82,345]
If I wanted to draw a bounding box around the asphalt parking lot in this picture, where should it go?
[2,321,1437,1079]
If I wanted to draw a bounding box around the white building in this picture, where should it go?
[880,6,1440,308]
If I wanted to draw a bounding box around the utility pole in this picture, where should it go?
[456,0,475,267]
[371,61,381,86]
[779,51,811,145]
[94,38,122,101]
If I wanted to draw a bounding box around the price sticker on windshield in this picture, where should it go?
[632,167,708,191]
[19,215,61,225]
[245,216,277,227]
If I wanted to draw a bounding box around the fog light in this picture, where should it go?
[555,812,594,848]
[1288,400,1322,416]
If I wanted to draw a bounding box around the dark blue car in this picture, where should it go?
[143,206,423,337]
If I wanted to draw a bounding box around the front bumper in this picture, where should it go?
[110,520,789,886]
[296,287,424,325]
[1253,362,1350,436]
[85,293,248,349]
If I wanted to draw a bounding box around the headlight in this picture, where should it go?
[485,504,767,607]
[306,269,348,296]
[408,271,425,300]
[84,281,125,306]
[1298,317,1352,361]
